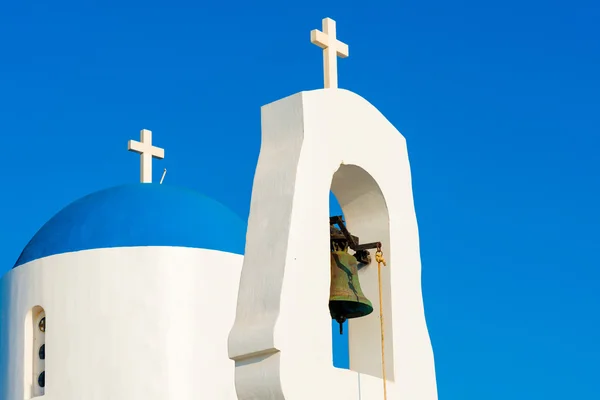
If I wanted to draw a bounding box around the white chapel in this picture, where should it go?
[0,17,438,400]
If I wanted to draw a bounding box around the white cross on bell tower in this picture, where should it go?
[128,129,165,183]
[311,17,349,89]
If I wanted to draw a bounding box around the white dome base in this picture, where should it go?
[0,246,241,400]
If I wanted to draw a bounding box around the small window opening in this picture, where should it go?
[24,306,45,398]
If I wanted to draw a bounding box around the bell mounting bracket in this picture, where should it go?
[330,215,381,250]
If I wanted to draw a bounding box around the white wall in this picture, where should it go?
[229,88,438,400]
[0,246,241,400]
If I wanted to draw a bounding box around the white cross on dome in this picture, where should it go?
[127,129,165,183]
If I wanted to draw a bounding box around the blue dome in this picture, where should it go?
[14,184,247,268]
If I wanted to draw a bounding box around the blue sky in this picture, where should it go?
[1,0,599,398]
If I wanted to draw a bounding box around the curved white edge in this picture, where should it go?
[229,88,438,399]
[0,246,242,400]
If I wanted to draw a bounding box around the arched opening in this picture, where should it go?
[24,305,45,398]
[329,164,395,381]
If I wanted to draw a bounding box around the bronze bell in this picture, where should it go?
[329,250,373,334]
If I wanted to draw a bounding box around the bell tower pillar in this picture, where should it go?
[228,88,438,400]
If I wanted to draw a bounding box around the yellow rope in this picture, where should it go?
[375,246,387,400]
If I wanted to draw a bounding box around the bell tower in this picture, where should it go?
[228,17,437,400]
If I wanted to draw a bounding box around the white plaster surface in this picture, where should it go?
[229,89,438,399]
[0,247,241,400]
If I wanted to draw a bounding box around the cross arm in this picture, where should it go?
[127,140,165,159]
[311,29,329,49]
[151,147,165,159]
[128,140,144,154]
[335,42,349,58]
[310,30,349,58]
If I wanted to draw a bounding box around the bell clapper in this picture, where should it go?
[336,316,346,335]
